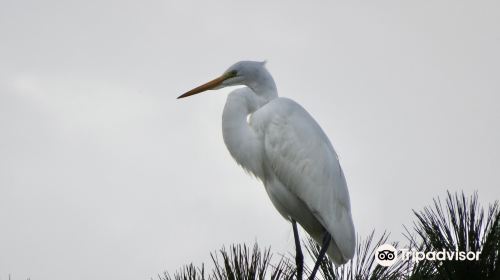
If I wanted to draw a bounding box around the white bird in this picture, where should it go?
[178,61,355,279]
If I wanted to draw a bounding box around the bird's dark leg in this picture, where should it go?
[292,220,303,280]
[309,231,331,280]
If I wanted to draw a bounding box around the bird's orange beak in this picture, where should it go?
[177,73,232,99]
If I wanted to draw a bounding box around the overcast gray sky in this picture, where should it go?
[1,1,499,279]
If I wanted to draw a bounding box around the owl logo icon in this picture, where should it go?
[375,244,398,267]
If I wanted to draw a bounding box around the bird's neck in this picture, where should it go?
[247,73,278,103]
[222,89,268,180]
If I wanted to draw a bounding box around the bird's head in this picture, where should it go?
[178,60,274,99]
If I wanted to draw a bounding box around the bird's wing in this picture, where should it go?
[251,97,355,260]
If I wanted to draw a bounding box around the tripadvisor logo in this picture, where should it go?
[374,244,481,267]
[375,244,398,267]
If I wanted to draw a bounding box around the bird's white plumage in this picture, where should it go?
[251,97,355,263]
[222,88,355,264]
[182,61,355,265]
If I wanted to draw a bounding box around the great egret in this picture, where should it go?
[178,61,355,279]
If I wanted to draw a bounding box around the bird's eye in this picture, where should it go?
[228,70,238,77]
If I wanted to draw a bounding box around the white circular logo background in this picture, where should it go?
[375,244,398,267]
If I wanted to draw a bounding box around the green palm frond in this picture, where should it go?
[406,191,500,280]
[160,191,500,280]
[156,263,206,280]
[157,244,294,280]
[211,244,294,280]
